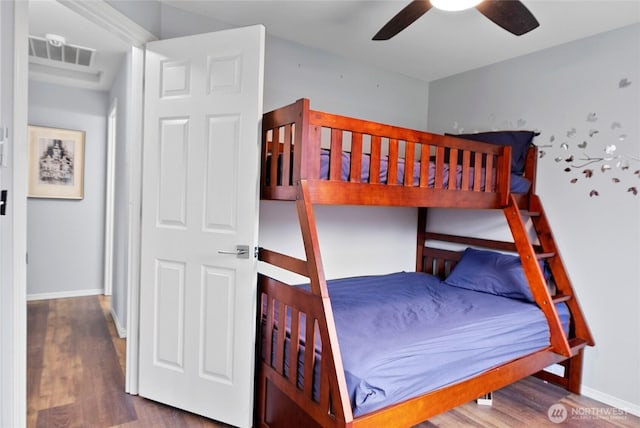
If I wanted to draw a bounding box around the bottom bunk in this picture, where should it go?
[255,245,590,428]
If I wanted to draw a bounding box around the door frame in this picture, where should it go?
[2,2,154,421]
[104,99,117,296]
[124,44,146,394]
[1,1,28,426]
[27,0,155,394]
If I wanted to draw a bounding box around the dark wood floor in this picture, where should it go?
[27,296,229,428]
[28,296,638,428]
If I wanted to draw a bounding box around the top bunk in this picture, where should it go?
[261,98,538,209]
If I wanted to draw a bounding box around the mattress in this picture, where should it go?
[319,149,531,193]
[271,271,569,416]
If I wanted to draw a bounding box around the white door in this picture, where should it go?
[138,25,264,428]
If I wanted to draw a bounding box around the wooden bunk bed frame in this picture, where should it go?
[256,98,594,428]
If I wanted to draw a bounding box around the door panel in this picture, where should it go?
[157,118,188,227]
[139,25,264,428]
[154,260,185,370]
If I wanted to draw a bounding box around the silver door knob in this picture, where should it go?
[218,245,250,259]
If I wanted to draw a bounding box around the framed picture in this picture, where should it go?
[28,125,85,199]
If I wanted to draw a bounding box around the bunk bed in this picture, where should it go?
[255,98,594,428]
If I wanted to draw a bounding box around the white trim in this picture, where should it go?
[12,2,28,422]
[582,386,640,418]
[0,1,28,426]
[125,45,145,395]
[110,306,127,338]
[26,288,103,301]
[103,100,117,296]
[56,0,157,47]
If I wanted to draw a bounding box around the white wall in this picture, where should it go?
[263,36,428,128]
[27,80,108,298]
[427,24,640,414]
[260,36,429,281]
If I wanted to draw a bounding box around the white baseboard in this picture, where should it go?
[109,306,127,338]
[26,288,103,301]
[582,386,640,417]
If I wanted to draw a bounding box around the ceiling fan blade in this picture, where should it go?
[476,0,539,36]
[373,0,432,41]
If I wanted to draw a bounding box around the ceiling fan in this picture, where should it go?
[373,0,539,40]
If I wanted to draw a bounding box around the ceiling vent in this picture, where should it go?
[28,34,95,68]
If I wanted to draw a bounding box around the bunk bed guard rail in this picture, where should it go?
[260,98,512,209]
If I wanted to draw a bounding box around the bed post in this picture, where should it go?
[565,348,585,394]
[292,97,322,185]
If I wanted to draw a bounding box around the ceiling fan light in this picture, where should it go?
[430,0,484,12]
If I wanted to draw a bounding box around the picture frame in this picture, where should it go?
[28,125,85,199]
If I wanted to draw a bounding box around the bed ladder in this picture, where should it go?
[504,193,594,360]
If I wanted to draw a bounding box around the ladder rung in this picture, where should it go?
[552,294,572,304]
[536,252,556,259]
[520,210,541,217]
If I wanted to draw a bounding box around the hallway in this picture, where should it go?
[27,295,229,427]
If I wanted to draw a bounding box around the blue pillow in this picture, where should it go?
[444,248,536,302]
[510,173,531,193]
[447,131,536,175]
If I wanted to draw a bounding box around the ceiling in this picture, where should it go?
[28,0,640,92]
[163,0,640,82]
[28,0,131,91]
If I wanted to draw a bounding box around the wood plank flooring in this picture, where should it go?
[28,295,639,428]
[27,296,229,428]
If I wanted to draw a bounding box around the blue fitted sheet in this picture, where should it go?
[319,149,531,193]
[283,272,569,416]
[265,151,531,193]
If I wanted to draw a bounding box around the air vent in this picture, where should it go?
[28,35,95,68]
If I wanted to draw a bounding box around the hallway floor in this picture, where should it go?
[27,295,229,427]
